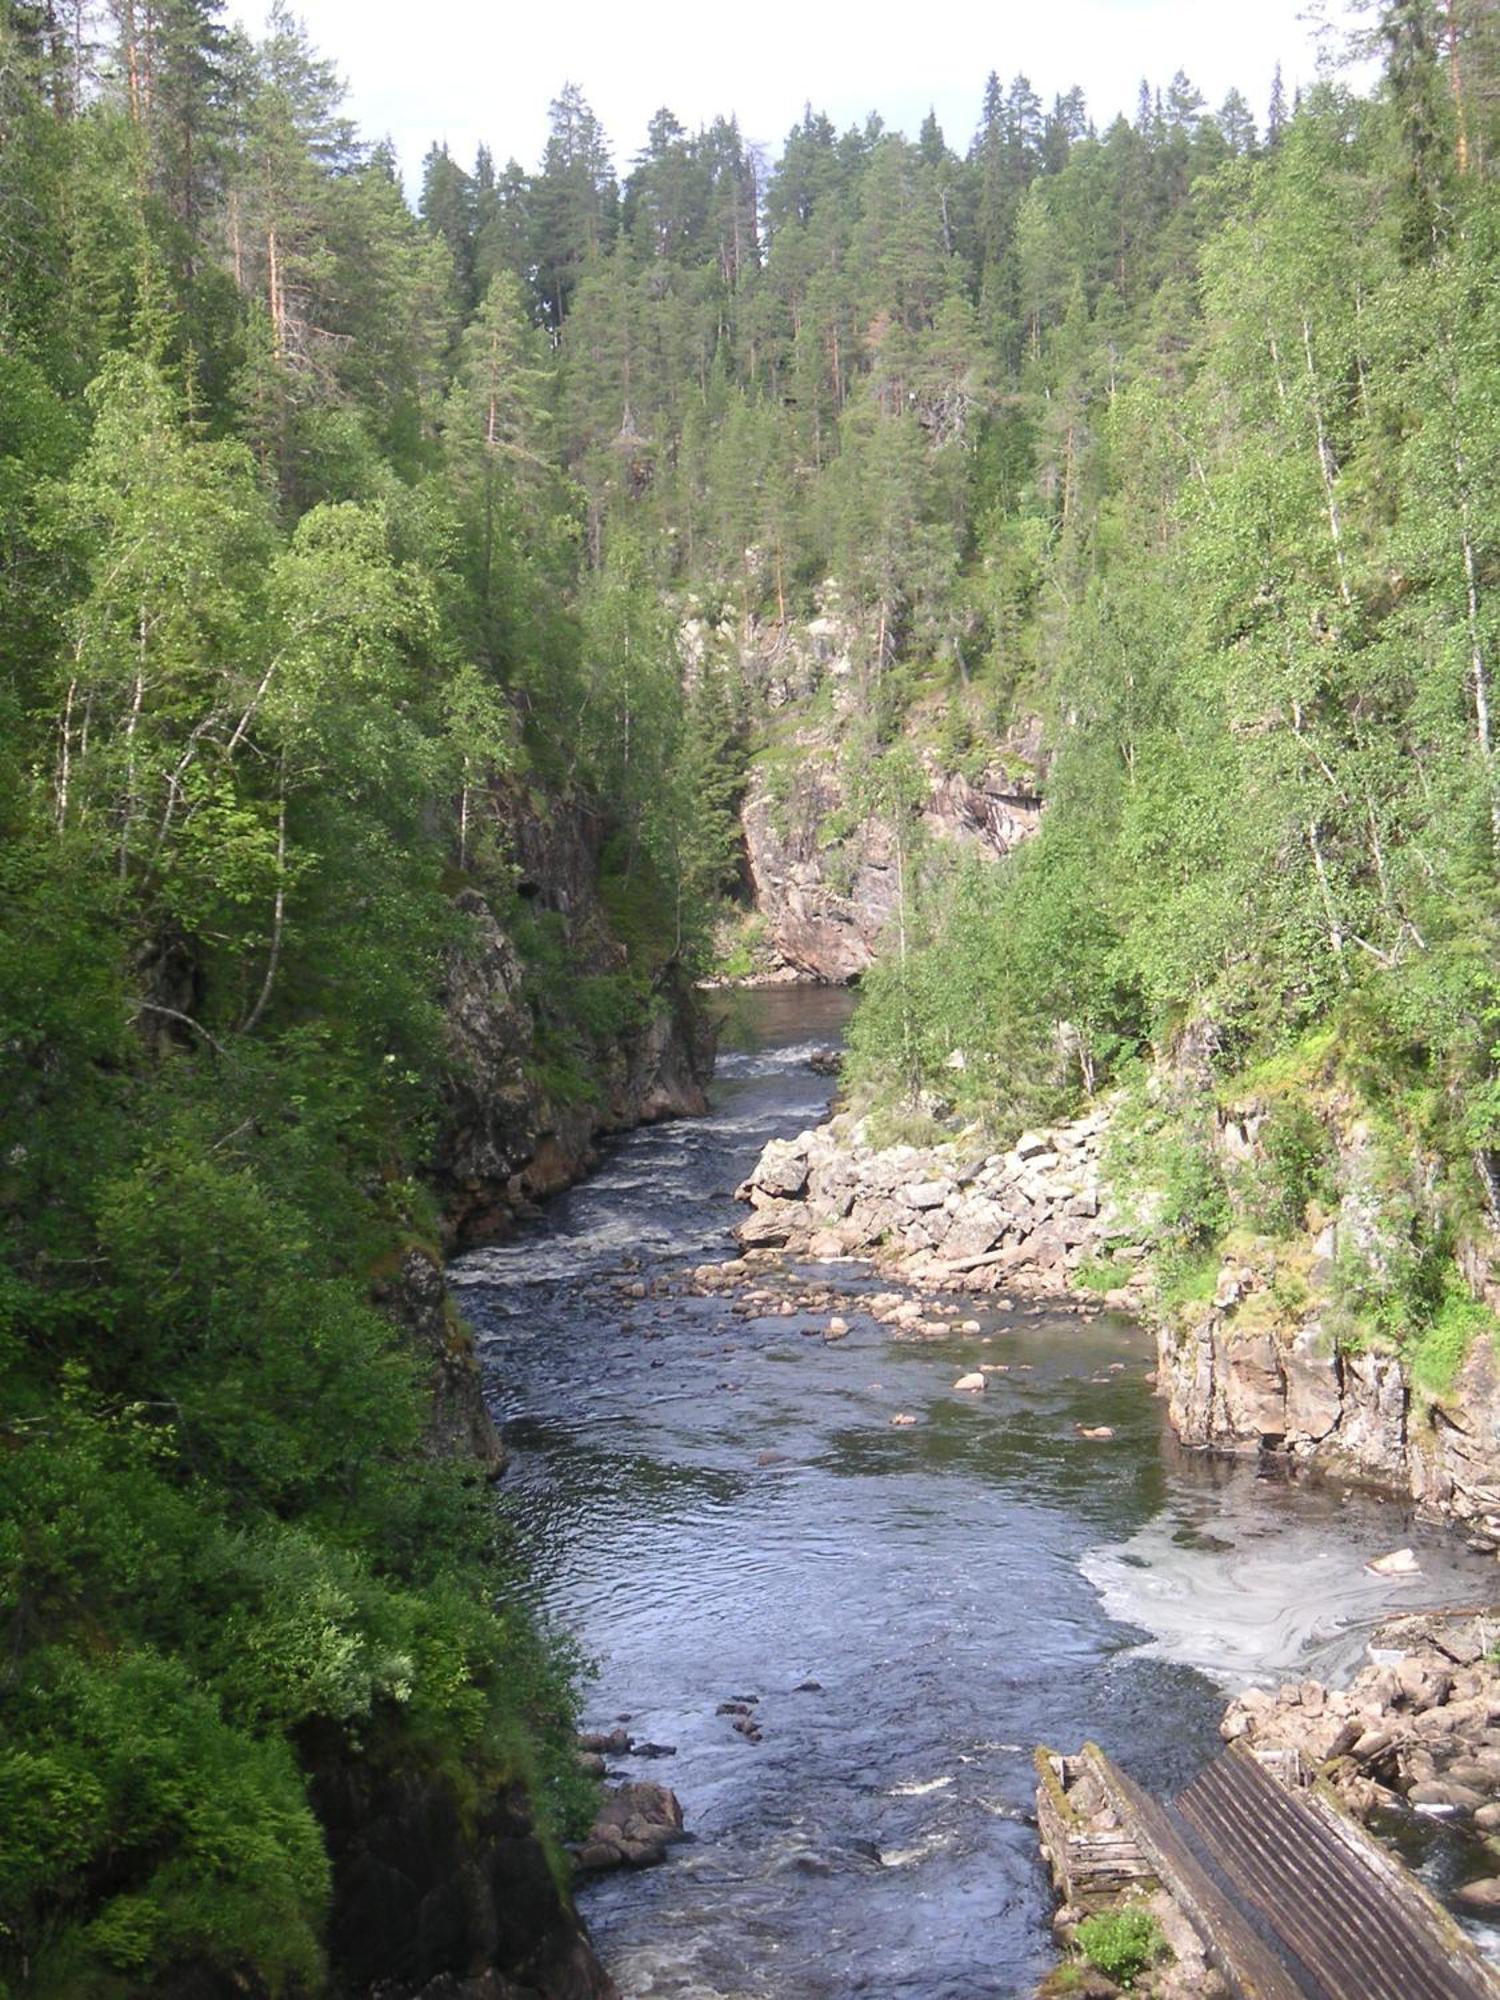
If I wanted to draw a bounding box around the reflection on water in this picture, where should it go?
[454,988,1496,2000]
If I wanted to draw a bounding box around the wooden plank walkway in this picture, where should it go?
[1077,1745,1500,2000]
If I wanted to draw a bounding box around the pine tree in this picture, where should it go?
[531,82,616,330]
[419,141,477,303]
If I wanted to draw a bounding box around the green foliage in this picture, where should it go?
[11,5,1500,1987]
[1237,1104,1338,1238]
[3,1649,329,1992]
[1075,1905,1168,1988]
[1408,1287,1496,1398]
[1073,1256,1133,1294]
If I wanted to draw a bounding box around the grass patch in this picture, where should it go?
[860,1104,955,1151]
[1074,1256,1132,1294]
[1159,1250,1220,1312]
[1220,1022,1340,1105]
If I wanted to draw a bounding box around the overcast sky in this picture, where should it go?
[230,0,1355,187]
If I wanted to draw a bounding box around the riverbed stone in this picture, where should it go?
[1409,1778,1486,1811]
[737,1202,800,1249]
[576,1783,685,1872]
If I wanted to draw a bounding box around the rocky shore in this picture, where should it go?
[734,1106,1153,1302]
[1222,1606,1500,1906]
[734,1090,1500,1530]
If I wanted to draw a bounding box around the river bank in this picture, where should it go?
[733,1092,1500,1531]
[733,1101,1147,1301]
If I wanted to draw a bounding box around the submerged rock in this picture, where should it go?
[1367,1546,1421,1576]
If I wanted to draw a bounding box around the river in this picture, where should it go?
[449,988,1498,2000]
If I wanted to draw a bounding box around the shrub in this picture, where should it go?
[1074,1256,1132,1294]
[1075,1905,1167,1988]
[1241,1102,1337,1237]
[1407,1285,1497,1397]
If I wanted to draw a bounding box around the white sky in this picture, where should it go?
[231,0,1356,187]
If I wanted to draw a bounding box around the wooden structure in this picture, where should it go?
[1036,1741,1500,2000]
[1035,1747,1159,1915]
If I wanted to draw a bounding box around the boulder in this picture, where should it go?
[755,1141,810,1199]
[736,1202,801,1250]
[904,1179,953,1211]
[1368,1548,1421,1577]
[576,1783,686,1872]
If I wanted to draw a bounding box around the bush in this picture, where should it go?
[1075,1905,1167,1988]
[1074,1256,1132,1294]
[1407,1285,1497,1397]
[1238,1102,1337,1237]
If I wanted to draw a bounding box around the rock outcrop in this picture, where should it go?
[1157,1240,1500,1522]
[683,585,1044,983]
[734,1108,1151,1300]
[310,1754,618,2000]
[736,1087,1500,1522]
[374,1243,505,1478]
[740,747,1042,983]
[435,869,711,1248]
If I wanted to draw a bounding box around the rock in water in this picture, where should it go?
[1366,1547,1421,1576]
[952,1372,986,1392]
[576,1782,686,1872]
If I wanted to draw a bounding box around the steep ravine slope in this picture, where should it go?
[740,746,1042,981]
[435,795,712,1245]
[349,802,715,1999]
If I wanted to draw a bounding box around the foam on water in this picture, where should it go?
[1081,1470,1484,1689]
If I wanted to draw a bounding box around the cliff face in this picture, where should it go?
[740,748,1042,983]
[1151,1092,1500,1522]
[375,1244,506,1478]
[312,1756,619,2000]
[682,590,1044,984]
[434,795,712,1245]
[1157,1252,1500,1520]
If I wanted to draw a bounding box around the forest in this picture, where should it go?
[3,0,1500,1990]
